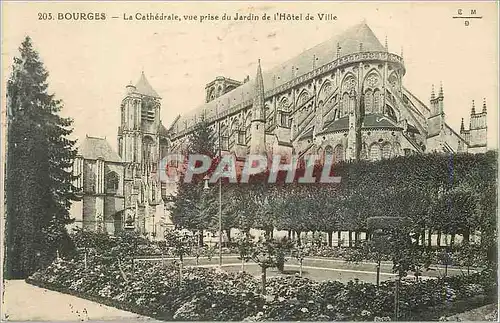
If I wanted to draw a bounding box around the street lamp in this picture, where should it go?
[204,174,222,267]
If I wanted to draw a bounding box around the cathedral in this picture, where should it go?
[70,22,488,238]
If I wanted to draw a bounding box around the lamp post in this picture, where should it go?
[204,174,222,267]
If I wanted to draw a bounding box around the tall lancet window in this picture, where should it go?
[278,97,291,128]
[237,120,246,145]
[106,171,119,194]
[342,93,350,116]
[369,143,382,161]
[245,114,251,143]
[333,144,344,163]
[118,138,123,157]
[364,89,373,114]
[324,145,334,163]
[230,120,240,149]
[382,143,392,159]
[220,123,229,151]
[142,136,155,164]
[373,89,381,113]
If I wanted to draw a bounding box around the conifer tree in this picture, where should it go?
[168,115,217,244]
[5,36,79,278]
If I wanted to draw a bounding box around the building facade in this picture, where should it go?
[70,73,171,239]
[70,22,488,237]
[169,22,487,162]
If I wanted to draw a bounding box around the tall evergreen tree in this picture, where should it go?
[168,115,217,242]
[5,36,79,278]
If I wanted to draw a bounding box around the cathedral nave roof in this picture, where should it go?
[174,22,386,132]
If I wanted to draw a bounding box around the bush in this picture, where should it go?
[28,257,496,321]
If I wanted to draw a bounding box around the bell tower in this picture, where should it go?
[118,72,162,235]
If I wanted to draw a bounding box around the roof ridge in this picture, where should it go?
[173,22,385,131]
[78,136,122,162]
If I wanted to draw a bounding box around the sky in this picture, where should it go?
[2,1,498,150]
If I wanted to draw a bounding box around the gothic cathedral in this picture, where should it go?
[70,22,488,238]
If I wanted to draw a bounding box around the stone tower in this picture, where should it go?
[250,59,267,155]
[427,84,445,138]
[118,72,164,235]
[468,98,488,153]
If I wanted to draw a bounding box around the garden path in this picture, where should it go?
[2,280,159,321]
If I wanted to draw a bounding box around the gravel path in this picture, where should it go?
[2,280,159,321]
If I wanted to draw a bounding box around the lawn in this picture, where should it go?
[136,255,469,284]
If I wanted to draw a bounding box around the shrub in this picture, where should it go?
[28,257,496,321]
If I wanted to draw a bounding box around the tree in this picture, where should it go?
[164,229,192,283]
[347,231,390,286]
[167,115,217,243]
[249,235,280,294]
[5,36,79,278]
[291,242,310,277]
[235,232,256,272]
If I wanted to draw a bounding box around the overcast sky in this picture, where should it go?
[3,1,498,150]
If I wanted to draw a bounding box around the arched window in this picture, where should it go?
[118,138,123,157]
[324,145,334,163]
[318,81,332,102]
[140,183,145,203]
[159,139,169,159]
[297,90,310,107]
[245,115,251,143]
[230,121,239,150]
[236,120,245,145]
[220,123,229,151]
[369,143,382,161]
[364,89,373,114]
[373,89,381,114]
[316,147,324,164]
[342,93,350,117]
[151,182,156,202]
[382,144,392,159]
[106,171,119,194]
[208,88,215,102]
[393,143,401,157]
[333,144,344,163]
[278,97,291,127]
[142,136,155,163]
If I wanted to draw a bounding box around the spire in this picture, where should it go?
[471,100,476,115]
[482,98,487,113]
[135,71,160,98]
[256,59,264,92]
[438,82,444,98]
[430,84,435,100]
[460,118,465,132]
[384,35,388,51]
[252,59,265,121]
[250,59,266,155]
[400,46,404,58]
[359,42,363,52]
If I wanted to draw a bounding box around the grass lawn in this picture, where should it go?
[136,255,469,284]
